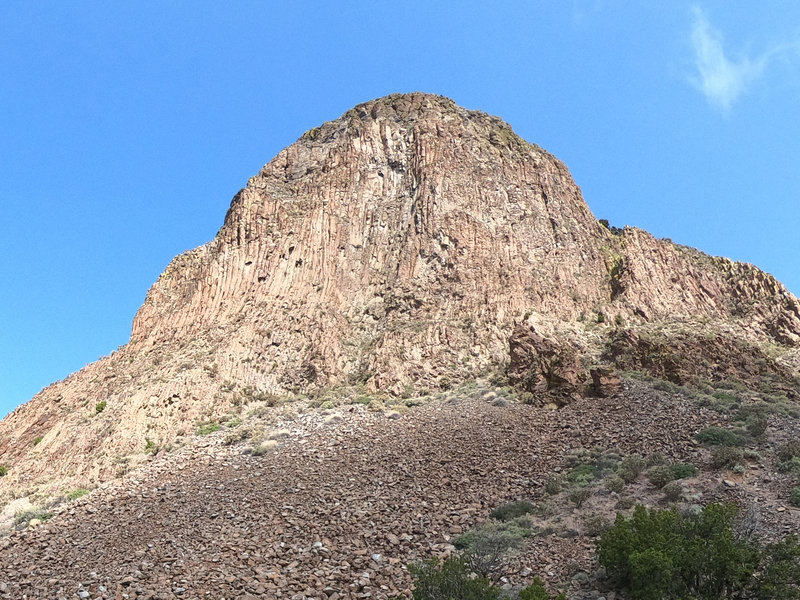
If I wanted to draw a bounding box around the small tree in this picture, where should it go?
[755,535,800,599]
[519,577,566,600]
[454,520,530,578]
[408,556,500,600]
[598,503,759,599]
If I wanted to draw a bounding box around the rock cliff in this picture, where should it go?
[1,92,798,496]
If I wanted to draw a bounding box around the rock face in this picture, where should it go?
[1,92,799,495]
[508,324,584,402]
[590,368,621,398]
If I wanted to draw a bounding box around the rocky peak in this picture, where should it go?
[129,92,613,390]
[1,93,799,497]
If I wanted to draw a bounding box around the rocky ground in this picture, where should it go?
[0,379,798,600]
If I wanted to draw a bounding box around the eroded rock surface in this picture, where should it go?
[1,92,799,495]
[508,324,585,402]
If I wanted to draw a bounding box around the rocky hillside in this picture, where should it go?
[1,378,799,599]
[1,92,799,499]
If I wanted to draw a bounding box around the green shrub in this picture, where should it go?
[598,503,759,600]
[661,481,683,502]
[743,449,762,461]
[95,400,107,414]
[490,501,535,522]
[653,379,680,394]
[408,556,500,600]
[646,463,695,489]
[567,463,597,486]
[777,457,800,474]
[569,487,593,508]
[645,452,666,467]
[454,519,531,577]
[790,486,800,509]
[695,427,745,447]
[744,413,769,438]
[66,488,89,500]
[144,438,158,454]
[777,441,800,462]
[711,446,744,469]
[712,390,741,403]
[646,465,675,489]
[13,509,53,530]
[756,535,800,599]
[583,513,611,537]
[618,455,646,483]
[33,436,43,445]
[544,475,563,495]
[604,474,625,493]
[519,578,567,600]
[669,462,698,479]
[196,422,222,436]
[0,465,7,477]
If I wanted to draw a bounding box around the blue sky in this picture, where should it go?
[1,2,799,416]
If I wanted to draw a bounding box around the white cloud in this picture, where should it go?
[689,7,766,114]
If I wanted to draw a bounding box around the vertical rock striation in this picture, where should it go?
[1,92,798,495]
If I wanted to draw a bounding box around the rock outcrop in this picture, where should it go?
[1,92,799,496]
[508,324,584,403]
[590,368,621,398]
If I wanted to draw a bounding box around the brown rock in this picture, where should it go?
[509,324,584,402]
[1,92,799,495]
[590,367,621,398]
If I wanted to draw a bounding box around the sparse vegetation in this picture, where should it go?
[225,416,242,428]
[618,454,646,483]
[406,556,500,600]
[544,475,563,495]
[0,465,7,477]
[661,480,683,502]
[33,436,43,445]
[646,462,697,489]
[519,578,566,600]
[489,501,535,522]
[144,438,158,454]
[13,509,53,530]
[582,513,611,537]
[65,488,90,500]
[196,421,222,436]
[710,446,744,469]
[244,440,277,456]
[695,426,745,447]
[95,400,107,414]
[453,518,531,578]
[568,487,593,508]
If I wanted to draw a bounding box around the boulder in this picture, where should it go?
[509,324,584,403]
[590,367,621,397]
